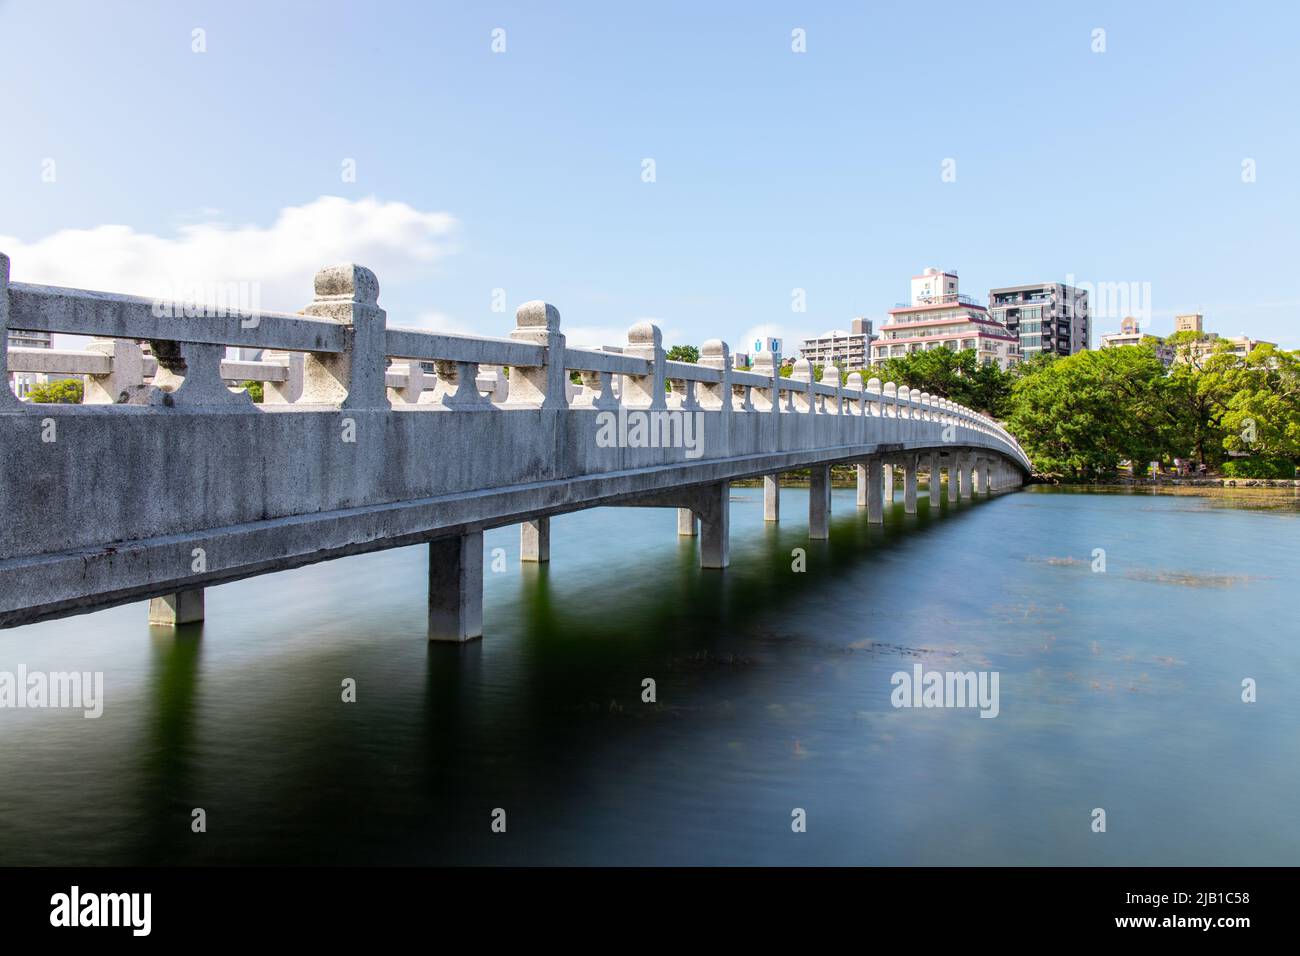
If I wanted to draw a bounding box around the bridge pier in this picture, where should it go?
[973,460,987,495]
[959,457,972,499]
[697,481,730,569]
[929,453,941,508]
[866,458,884,523]
[883,463,894,509]
[809,464,831,539]
[903,458,918,514]
[521,517,551,561]
[984,461,994,495]
[148,589,204,626]
[764,474,780,522]
[947,460,959,503]
[856,462,868,509]
[428,532,484,642]
[677,508,698,536]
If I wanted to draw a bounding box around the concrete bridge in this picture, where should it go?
[0,253,1030,638]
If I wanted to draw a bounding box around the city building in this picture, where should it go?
[871,268,1019,370]
[1100,316,1174,366]
[6,329,53,398]
[799,318,874,370]
[1164,313,1276,363]
[987,281,1090,358]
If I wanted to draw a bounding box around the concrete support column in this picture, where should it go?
[856,463,868,509]
[677,508,698,536]
[809,464,831,539]
[903,458,918,514]
[959,458,972,500]
[947,462,959,503]
[698,481,730,569]
[867,458,884,524]
[521,517,550,561]
[428,532,484,642]
[929,453,941,508]
[984,462,993,495]
[883,463,894,509]
[764,474,780,522]
[148,589,204,626]
[973,460,987,495]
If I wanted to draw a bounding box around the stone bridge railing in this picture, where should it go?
[0,253,1030,635]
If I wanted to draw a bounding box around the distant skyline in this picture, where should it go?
[2,0,1297,350]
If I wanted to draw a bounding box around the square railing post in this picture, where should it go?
[509,301,567,409]
[300,264,389,409]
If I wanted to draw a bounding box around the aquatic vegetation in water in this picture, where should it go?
[1123,569,1255,588]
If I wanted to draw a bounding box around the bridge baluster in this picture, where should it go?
[882,381,897,419]
[751,350,778,412]
[727,352,753,412]
[146,340,253,408]
[666,376,701,410]
[476,364,509,403]
[845,372,864,416]
[262,350,306,404]
[622,321,666,410]
[428,359,492,408]
[300,263,388,409]
[508,301,567,409]
[819,364,841,414]
[386,361,428,404]
[790,358,814,413]
[84,337,148,405]
[698,339,731,412]
[571,369,618,409]
[866,377,882,416]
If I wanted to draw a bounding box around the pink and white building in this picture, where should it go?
[871,268,1019,370]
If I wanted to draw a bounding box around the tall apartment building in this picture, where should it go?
[800,317,874,370]
[987,281,1090,358]
[871,268,1018,370]
[6,329,53,398]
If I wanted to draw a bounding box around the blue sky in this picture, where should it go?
[2,0,1298,350]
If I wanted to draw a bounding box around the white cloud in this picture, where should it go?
[0,195,459,313]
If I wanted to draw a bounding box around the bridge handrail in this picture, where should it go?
[0,253,1030,471]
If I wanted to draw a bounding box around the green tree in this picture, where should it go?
[26,378,83,404]
[241,380,265,403]
[867,347,1014,417]
[1218,344,1300,462]
[666,345,699,363]
[1162,331,1241,467]
[1006,346,1177,478]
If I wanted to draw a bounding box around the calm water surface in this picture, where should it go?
[2,485,1297,865]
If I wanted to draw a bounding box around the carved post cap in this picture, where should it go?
[819,365,840,385]
[313,264,379,304]
[700,339,730,368]
[626,320,662,350]
[866,376,882,393]
[515,300,561,332]
[790,358,814,382]
[882,381,897,396]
